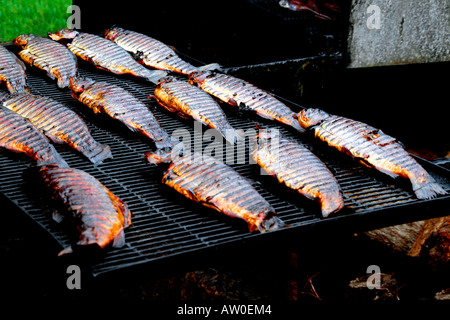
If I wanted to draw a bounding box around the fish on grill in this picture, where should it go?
[0,106,68,168]
[253,128,344,217]
[1,91,112,164]
[189,71,304,132]
[104,26,219,75]
[298,108,447,199]
[48,29,167,83]
[145,151,285,233]
[40,166,132,255]
[14,34,78,89]
[69,76,174,151]
[0,45,28,94]
[153,77,240,143]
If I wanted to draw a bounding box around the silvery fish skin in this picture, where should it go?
[298,108,447,199]
[146,152,285,233]
[0,106,68,168]
[70,77,174,150]
[0,45,28,94]
[189,71,304,132]
[104,26,199,75]
[253,129,344,217]
[153,77,239,143]
[48,29,166,83]
[14,34,78,88]
[40,166,132,255]
[1,92,112,164]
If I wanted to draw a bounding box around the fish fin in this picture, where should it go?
[198,63,222,71]
[58,246,73,256]
[112,230,126,248]
[52,210,65,223]
[412,177,447,200]
[133,50,145,63]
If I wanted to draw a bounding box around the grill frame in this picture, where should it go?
[1,47,449,277]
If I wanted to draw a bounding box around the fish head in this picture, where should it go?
[48,29,79,41]
[297,108,330,129]
[188,71,211,86]
[104,25,125,41]
[13,34,35,46]
[70,76,95,95]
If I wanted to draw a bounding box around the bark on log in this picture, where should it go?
[363,216,450,263]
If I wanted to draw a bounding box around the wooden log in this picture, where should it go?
[363,216,450,263]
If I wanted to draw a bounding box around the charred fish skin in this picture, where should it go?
[147,152,285,233]
[253,129,344,217]
[0,106,68,168]
[189,71,304,132]
[298,108,447,200]
[48,29,167,83]
[104,26,199,75]
[69,76,174,150]
[40,166,132,255]
[154,77,240,143]
[14,34,78,89]
[2,92,112,164]
[0,45,28,94]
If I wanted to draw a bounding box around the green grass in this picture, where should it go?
[0,0,72,42]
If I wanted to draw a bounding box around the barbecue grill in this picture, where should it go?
[1,43,448,277]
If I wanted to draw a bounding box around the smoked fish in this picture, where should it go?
[14,34,78,88]
[189,71,304,132]
[48,29,166,83]
[0,106,68,168]
[0,45,28,94]
[297,108,447,199]
[1,92,112,164]
[153,77,240,143]
[70,77,174,150]
[40,166,132,255]
[145,151,285,233]
[253,128,344,217]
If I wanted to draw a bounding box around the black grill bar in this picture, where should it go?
[0,59,449,277]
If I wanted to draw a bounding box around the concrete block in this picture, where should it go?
[348,0,450,68]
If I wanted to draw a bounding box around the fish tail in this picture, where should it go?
[320,195,345,218]
[256,215,286,233]
[83,143,113,164]
[412,176,447,200]
[145,70,168,84]
[198,63,222,72]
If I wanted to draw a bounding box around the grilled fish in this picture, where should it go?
[1,92,112,164]
[48,29,167,83]
[0,106,68,168]
[189,71,304,132]
[298,108,447,199]
[40,166,132,255]
[14,34,78,88]
[104,26,201,75]
[70,77,174,151]
[153,77,240,143]
[0,45,28,94]
[253,128,344,217]
[145,151,285,233]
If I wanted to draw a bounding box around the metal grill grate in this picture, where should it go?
[1,60,449,277]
